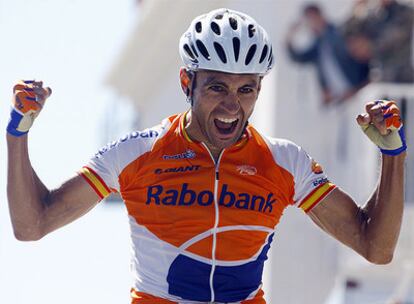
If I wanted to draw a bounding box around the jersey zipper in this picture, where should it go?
[201,143,224,303]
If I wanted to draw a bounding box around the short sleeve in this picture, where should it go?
[79,138,125,200]
[292,146,336,213]
[78,127,164,200]
[263,137,336,213]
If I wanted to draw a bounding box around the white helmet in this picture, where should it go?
[179,8,274,75]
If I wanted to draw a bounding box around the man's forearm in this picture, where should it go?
[363,152,405,263]
[7,134,49,240]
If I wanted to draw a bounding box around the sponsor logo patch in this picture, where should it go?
[313,177,328,187]
[236,165,257,176]
[163,149,196,160]
[146,183,276,213]
[154,165,201,175]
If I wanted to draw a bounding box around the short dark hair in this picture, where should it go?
[303,3,322,15]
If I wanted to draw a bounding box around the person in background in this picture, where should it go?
[353,0,414,83]
[341,0,374,65]
[286,3,370,105]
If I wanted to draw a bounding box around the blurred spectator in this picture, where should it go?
[342,0,375,63]
[345,0,414,83]
[286,4,369,105]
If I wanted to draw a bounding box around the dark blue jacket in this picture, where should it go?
[287,24,369,91]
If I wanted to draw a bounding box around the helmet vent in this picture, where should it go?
[183,44,198,62]
[259,45,268,63]
[245,44,257,65]
[195,22,202,33]
[232,37,240,62]
[215,14,224,20]
[268,46,273,62]
[196,39,211,60]
[268,54,273,67]
[229,17,238,30]
[214,42,227,63]
[211,22,221,35]
[190,43,199,57]
[248,24,256,38]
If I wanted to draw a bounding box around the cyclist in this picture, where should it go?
[6,8,406,304]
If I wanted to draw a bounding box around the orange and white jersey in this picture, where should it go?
[80,113,336,304]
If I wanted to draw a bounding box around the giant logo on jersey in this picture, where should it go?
[154,165,201,174]
[146,183,276,213]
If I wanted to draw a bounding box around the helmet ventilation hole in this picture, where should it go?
[183,44,198,62]
[214,42,227,63]
[248,24,255,38]
[259,45,268,63]
[268,54,273,67]
[195,22,202,33]
[215,14,223,20]
[196,39,211,60]
[229,17,238,30]
[190,43,198,57]
[245,44,257,65]
[211,22,221,35]
[232,37,240,62]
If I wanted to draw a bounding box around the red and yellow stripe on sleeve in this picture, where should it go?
[299,182,336,213]
[79,166,111,200]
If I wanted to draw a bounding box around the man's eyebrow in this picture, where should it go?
[242,80,258,87]
[202,77,258,87]
[203,76,228,87]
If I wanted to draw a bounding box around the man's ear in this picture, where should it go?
[179,68,192,96]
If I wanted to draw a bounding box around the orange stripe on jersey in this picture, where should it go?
[299,182,336,213]
[131,289,177,303]
[130,289,266,303]
[79,166,111,199]
[241,289,266,304]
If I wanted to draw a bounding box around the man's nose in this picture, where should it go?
[222,92,240,113]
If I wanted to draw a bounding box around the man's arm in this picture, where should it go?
[308,153,405,264]
[6,81,100,241]
[308,100,406,264]
[7,134,101,242]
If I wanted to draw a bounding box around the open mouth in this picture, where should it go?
[214,118,239,136]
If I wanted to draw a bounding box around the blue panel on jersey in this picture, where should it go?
[167,233,274,302]
[167,255,212,302]
[213,233,274,302]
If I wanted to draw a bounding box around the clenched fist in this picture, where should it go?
[357,100,406,156]
[6,80,52,137]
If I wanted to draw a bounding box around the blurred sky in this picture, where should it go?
[0,0,138,303]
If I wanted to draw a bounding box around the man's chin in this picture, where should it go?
[206,124,245,150]
[210,135,240,150]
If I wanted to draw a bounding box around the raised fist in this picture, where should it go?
[357,100,406,156]
[7,80,52,137]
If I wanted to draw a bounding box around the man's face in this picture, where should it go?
[304,11,325,34]
[189,70,261,150]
